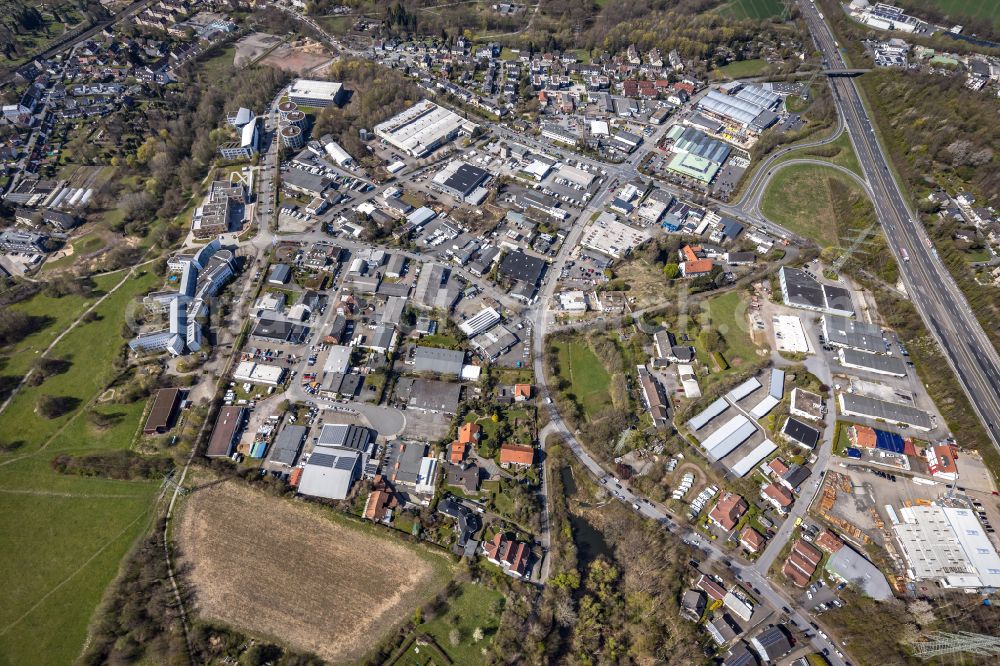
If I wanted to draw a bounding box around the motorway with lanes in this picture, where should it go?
[798,1,1000,455]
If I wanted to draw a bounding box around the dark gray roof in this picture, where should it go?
[783,417,820,448]
[781,463,812,489]
[839,348,906,375]
[251,318,308,343]
[839,393,932,429]
[369,325,396,350]
[377,281,412,297]
[726,251,755,264]
[780,267,853,315]
[438,496,481,547]
[780,267,825,309]
[281,168,328,195]
[823,315,883,352]
[309,450,359,471]
[499,250,546,285]
[268,263,291,283]
[750,626,791,660]
[395,377,462,412]
[327,315,346,343]
[443,163,490,197]
[40,208,78,230]
[384,440,427,485]
[414,345,465,375]
[271,425,307,466]
[317,423,375,455]
[824,284,853,314]
[723,642,759,666]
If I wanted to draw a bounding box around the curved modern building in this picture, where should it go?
[284,109,307,128]
[277,100,298,120]
[280,125,305,149]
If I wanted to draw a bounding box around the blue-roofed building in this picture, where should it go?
[662,212,683,232]
[875,429,905,454]
[720,217,744,239]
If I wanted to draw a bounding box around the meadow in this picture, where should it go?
[553,339,612,419]
[0,268,163,665]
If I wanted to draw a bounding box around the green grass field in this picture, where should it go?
[418,333,460,349]
[318,15,353,36]
[760,164,867,247]
[0,268,164,665]
[712,58,769,79]
[784,91,813,114]
[199,43,237,80]
[2,272,123,381]
[720,0,786,20]
[775,131,863,177]
[417,583,504,663]
[703,291,759,367]
[41,232,107,273]
[963,245,992,263]
[554,340,611,419]
[902,0,1000,28]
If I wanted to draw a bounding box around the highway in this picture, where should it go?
[799,1,1000,454]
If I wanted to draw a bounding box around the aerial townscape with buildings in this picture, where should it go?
[2,0,1000,665]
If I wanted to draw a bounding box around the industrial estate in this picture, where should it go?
[1,0,1000,665]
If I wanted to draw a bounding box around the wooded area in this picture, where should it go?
[489,443,703,664]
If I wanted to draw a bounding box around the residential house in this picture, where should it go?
[761,483,793,515]
[363,475,398,523]
[696,573,727,601]
[740,527,766,554]
[483,532,530,577]
[709,492,748,532]
[499,443,535,468]
[446,463,481,493]
[680,589,706,621]
[782,539,822,588]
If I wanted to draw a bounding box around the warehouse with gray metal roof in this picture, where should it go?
[822,315,885,353]
[838,393,933,430]
[838,348,907,377]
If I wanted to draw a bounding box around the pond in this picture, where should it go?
[560,466,613,563]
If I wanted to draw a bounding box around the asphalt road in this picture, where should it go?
[527,165,849,664]
[799,1,1000,455]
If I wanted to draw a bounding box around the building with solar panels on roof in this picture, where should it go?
[433,160,491,202]
[298,446,362,500]
[697,84,781,134]
[778,267,854,317]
